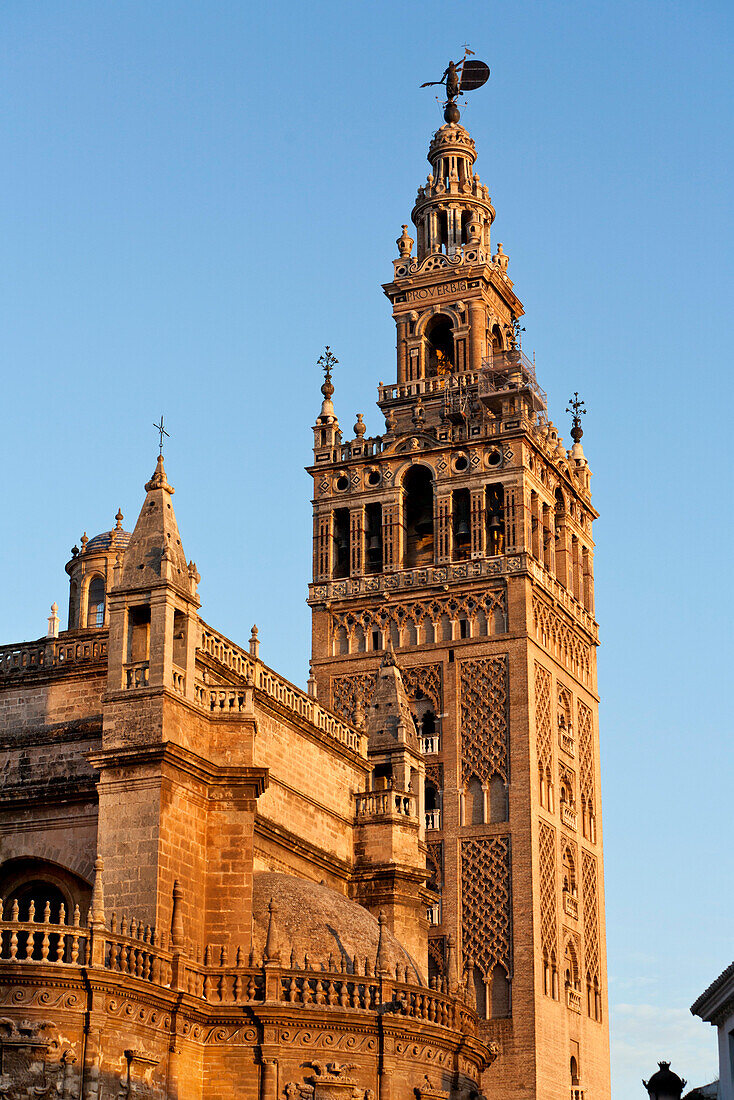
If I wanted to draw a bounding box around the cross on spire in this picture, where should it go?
[153,415,169,456]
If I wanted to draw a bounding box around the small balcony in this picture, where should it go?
[125,662,149,688]
[570,1089,585,1100]
[421,734,440,755]
[563,892,578,920]
[561,804,578,832]
[425,809,441,831]
[566,986,582,1013]
[559,731,575,757]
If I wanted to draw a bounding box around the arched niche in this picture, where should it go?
[402,465,434,568]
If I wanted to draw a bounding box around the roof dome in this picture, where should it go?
[252,872,423,983]
[85,529,132,553]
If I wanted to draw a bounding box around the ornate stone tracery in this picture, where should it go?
[532,594,591,683]
[538,822,558,970]
[459,656,509,785]
[460,837,512,980]
[582,850,600,987]
[535,663,553,776]
[578,700,596,828]
[331,589,505,655]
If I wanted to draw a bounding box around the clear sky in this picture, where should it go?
[1,2,732,1094]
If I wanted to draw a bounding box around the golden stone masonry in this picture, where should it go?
[0,97,610,1100]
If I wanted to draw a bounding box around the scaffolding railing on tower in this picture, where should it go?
[479,349,547,412]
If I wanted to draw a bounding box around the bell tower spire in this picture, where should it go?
[308,66,610,1100]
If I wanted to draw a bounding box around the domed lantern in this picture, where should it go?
[643,1061,686,1100]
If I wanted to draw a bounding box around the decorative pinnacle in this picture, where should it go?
[115,508,124,530]
[566,392,586,443]
[153,415,169,457]
[317,346,338,399]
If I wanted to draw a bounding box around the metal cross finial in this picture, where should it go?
[153,415,169,456]
[566,393,586,443]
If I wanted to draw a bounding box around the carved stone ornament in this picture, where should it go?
[301,1062,361,1100]
[415,1075,449,1100]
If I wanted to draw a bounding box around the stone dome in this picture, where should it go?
[252,872,423,984]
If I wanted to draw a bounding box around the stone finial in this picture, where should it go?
[80,532,88,553]
[384,408,397,434]
[115,508,124,530]
[492,241,509,271]
[71,544,79,558]
[353,413,366,439]
[316,346,339,424]
[446,933,459,994]
[264,898,280,963]
[170,880,184,949]
[249,624,260,658]
[188,560,200,596]
[397,224,414,258]
[375,910,389,976]
[47,602,60,639]
[307,668,318,699]
[411,399,425,428]
[90,857,105,929]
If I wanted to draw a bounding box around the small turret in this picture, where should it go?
[105,453,199,700]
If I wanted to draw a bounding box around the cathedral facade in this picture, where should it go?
[0,95,610,1100]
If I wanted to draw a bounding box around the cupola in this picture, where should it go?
[65,509,131,631]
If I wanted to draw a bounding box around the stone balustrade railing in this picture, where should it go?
[355,789,416,820]
[566,986,582,1013]
[0,632,108,678]
[561,804,578,832]
[198,621,364,756]
[0,901,475,1034]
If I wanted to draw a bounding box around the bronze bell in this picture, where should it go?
[456,519,470,538]
[488,513,501,530]
[414,509,433,536]
[368,534,380,551]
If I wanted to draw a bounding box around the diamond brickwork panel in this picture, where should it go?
[582,850,600,984]
[459,656,509,785]
[538,820,558,964]
[460,836,512,979]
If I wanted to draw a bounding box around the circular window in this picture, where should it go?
[367,470,381,487]
[487,449,502,467]
[335,475,349,491]
[453,455,469,472]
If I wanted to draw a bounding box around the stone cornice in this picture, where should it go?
[87,741,268,798]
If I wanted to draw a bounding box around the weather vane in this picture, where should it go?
[566,393,586,443]
[421,46,490,123]
[153,415,169,456]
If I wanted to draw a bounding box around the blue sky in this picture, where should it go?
[1,3,732,1094]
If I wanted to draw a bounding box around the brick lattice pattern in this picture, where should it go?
[461,836,512,979]
[535,662,553,776]
[582,850,600,985]
[578,699,595,814]
[539,821,558,964]
[459,656,509,785]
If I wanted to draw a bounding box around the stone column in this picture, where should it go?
[470,487,485,558]
[435,495,452,563]
[396,319,408,383]
[350,506,364,576]
[467,300,485,373]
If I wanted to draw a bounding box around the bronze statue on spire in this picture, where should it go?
[421,48,490,123]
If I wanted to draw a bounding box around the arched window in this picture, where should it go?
[473,966,487,1019]
[403,466,434,568]
[333,509,350,579]
[570,1056,579,1086]
[562,846,577,904]
[466,776,484,825]
[490,324,504,356]
[425,315,454,377]
[0,859,92,961]
[564,940,580,991]
[489,775,508,823]
[68,580,79,630]
[486,484,505,556]
[490,963,510,1018]
[86,575,106,627]
[452,488,471,561]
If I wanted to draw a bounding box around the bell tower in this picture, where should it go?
[308,84,611,1100]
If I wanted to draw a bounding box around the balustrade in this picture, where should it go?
[355,790,416,820]
[426,903,441,926]
[198,620,363,755]
[561,804,578,832]
[125,662,149,688]
[566,986,582,1013]
[425,809,441,830]
[421,734,440,755]
[562,892,578,919]
[0,632,107,678]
